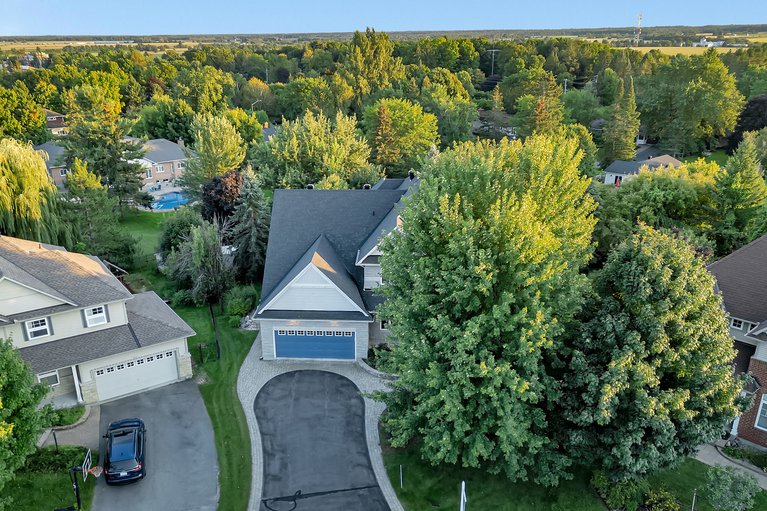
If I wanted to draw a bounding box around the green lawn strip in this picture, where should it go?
[50,404,86,427]
[649,458,767,511]
[124,267,254,511]
[5,446,97,511]
[682,149,729,166]
[118,208,175,257]
[383,444,604,510]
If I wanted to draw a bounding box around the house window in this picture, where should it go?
[25,318,51,339]
[155,164,165,173]
[59,168,67,177]
[381,320,392,331]
[731,319,744,330]
[146,168,152,179]
[177,162,185,169]
[756,395,767,431]
[85,306,107,327]
[38,370,60,387]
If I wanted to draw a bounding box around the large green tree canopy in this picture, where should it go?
[561,226,744,481]
[377,134,596,486]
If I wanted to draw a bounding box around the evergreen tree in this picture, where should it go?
[711,132,767,254]
[63,84,146,208]
[377,134,597,486]
[66,159,137,268]
[602,78,640,164]
[229,168,271,283]
[562,226,744,481]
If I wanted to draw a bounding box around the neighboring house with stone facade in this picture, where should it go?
[708,234,767,448]
[249,175,418,360]
[34,141,69,189]
[0,235,195,405]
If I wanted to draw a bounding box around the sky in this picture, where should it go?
[3,0,765,36]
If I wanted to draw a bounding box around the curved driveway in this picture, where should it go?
[255,370,389,511]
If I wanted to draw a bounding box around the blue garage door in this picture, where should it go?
[274,328,356,360]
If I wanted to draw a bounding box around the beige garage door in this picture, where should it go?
[94,349,179,402]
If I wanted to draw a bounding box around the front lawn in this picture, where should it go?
[124,268,255,511]
[49,404,86,427]
[4,446,97,511]
[384,446,767,511]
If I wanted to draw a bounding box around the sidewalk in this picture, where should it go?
[695,443,767,490]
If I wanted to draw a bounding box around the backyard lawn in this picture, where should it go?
[683,149,729,166]
[119,208,175,258]
[384,446,767,511]
[124,267,255,511]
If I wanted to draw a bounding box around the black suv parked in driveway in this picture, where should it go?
[103,418,146,485]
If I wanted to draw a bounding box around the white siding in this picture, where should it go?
[0,279,65,315]
[259,319,370,360]
[77,338,189,383]
[755,342,767,362]
[363,265,382,290]
[267,266,361,312]
[5,300,129,349]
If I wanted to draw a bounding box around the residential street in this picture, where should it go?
[92,381,219,511]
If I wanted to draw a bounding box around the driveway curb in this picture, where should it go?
[237,333,404,511]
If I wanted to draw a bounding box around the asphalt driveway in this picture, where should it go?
[92,381,218,511]
[255,370,389,511]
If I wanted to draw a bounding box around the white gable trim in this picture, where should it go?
[2,276,75,306]
[356,221,400,266]
[260,264,366,315]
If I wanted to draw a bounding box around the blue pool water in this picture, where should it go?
[152,192,188,210]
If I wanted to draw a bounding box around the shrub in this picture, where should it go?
[722,446,767,470]
[171,289,195,308]
[158,206,203,257]
[224,285,259,317]
[22,446,88,473]
[47,405,86,428]
[591,471,648,511]
[644,488,682,511]
[225,315,242,329]
[704,465,760,511]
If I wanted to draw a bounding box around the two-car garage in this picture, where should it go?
[91,348,180,402]
[274,328,356,360]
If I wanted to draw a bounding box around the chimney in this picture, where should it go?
[177,138,185,148]
[363,183,372,190]
[306,183,314,190]
[408,170,415,180]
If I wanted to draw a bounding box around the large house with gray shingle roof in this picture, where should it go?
[134,138,188,191]
[603,154,682,186]
[0,235,195,404]
[708,234,767,448]
[249,176,417,360]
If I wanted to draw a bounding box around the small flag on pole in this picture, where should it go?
[460,480,467,511]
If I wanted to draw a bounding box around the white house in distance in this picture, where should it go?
[603,154,682,186]
[0,235,195,405]
[250,175,417,360]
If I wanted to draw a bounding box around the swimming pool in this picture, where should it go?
[151,192,189,210]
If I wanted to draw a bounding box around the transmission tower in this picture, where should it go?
[634,14,643,47]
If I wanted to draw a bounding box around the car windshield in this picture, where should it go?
[109,431,137,468]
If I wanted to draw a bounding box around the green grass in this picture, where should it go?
[124,268,254,511]
[119,208,175,257]
[649,458,767,511]
[5,447,97,511]
[683,149,729,167]
[384,448,767,511]
[49,404,86,427]
[383,444,604,510]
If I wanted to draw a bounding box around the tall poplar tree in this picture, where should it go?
[602,78,640,164]
[377,134,597,485]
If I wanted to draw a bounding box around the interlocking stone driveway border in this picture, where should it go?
[236,333,404,511]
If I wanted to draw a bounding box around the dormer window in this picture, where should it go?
[731,319,743,330]
[85,306,107,327]
[26,318,51,339]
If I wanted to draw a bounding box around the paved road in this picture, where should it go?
[255,370,389,511]
[92,381,218,511]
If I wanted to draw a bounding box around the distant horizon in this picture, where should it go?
[4,0,764,37]
[3,23,767,39]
